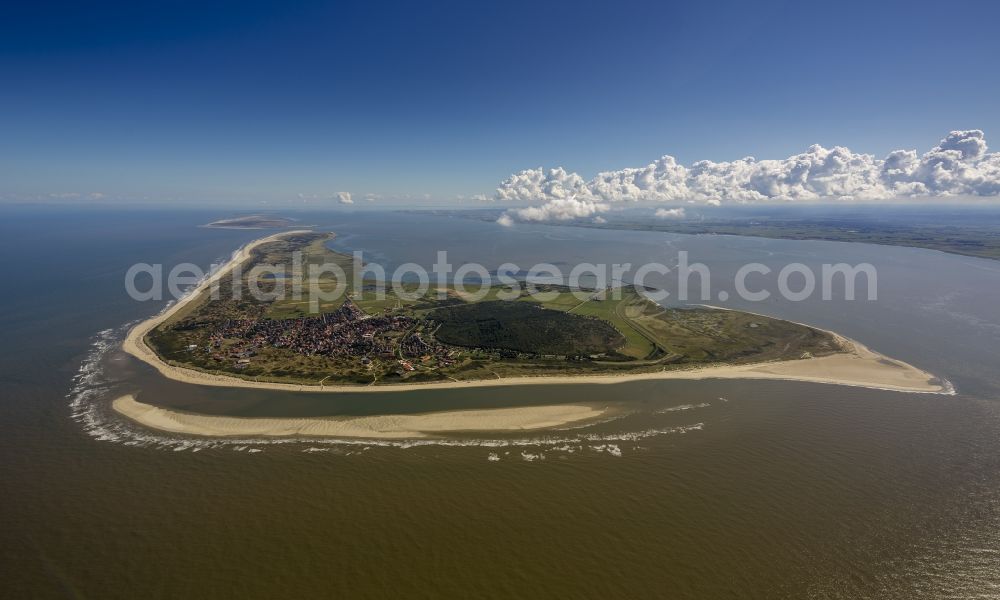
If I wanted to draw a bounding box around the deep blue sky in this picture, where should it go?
[2,0,998,204]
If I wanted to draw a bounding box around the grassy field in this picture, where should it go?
[259,234,356,319]
[147,232,842,387]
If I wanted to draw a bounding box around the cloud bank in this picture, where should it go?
[495,130,1000,223]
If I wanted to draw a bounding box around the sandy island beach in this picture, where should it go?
[113,395,604,438]
[116,231,951,437]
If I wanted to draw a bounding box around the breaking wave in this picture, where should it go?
[655,402,712,413]
[68,325,132,443]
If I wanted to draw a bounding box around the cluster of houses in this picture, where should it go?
[206,299,456,369]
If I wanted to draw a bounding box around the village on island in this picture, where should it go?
[205,298,456,376]
[123,230,944,395]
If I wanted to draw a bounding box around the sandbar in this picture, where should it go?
[113,394,604,438]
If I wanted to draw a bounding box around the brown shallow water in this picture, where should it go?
[3,207,1000,598]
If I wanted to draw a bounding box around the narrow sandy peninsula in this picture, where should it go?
[122,231,949,397]
[113,395,604,438]
[122,229,313,371]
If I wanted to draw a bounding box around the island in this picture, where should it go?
[123,230,947,390]
[203,215,300,229]
[115,231,948,438]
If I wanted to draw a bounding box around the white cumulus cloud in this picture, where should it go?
[494,130,1000,223]
[496,167,594,203]
[336,191,353,205]
[654,207,686,219]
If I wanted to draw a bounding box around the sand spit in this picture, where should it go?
[122,231,949,396]
[113,395,605,438]
[122,229,312,372]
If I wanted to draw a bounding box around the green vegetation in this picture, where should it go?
[629,303,834,364]
[430,301,624,357]
[565,290,657,359]
[147,231,843,387]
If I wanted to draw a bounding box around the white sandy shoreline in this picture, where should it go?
[112,395,605,438]
[121,231,950,398]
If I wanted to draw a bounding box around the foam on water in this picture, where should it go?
[589,444,622,457]
[656,402,712,413]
